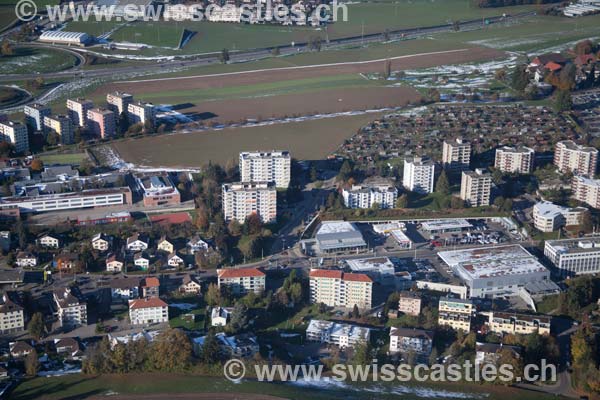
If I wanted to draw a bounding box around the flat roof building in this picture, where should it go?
[345,256,395,284]
[87,108,116,139]
[403,157,435,194]
[239,150,291,188]
[67,98,94,128]
[572,176,600,209]
[38,30,91,46]
[136,174,181,207]
[306,319,370,349]
[128,102,155,125]
[44,115,74,145]
[342,183,398,209]
[438,297,474,332]
[314,221,367,254]
[532,201,586,233]
[107,92,134,115]
[222,181,277,224]
[554,140,598,176]
[442,138,471,173]
[24,103,51,132]
[0,121,29,153]
[438,245,550,298]
[545,238,600,275]
[460,168,492,207]
[487,311,551,335]
[421,219,473,234]
[309,269,372,309]
[495,146,535,174]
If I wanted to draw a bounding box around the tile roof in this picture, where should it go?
[142,277,160,287]
[129,297,168,309]
[218,268,265,278]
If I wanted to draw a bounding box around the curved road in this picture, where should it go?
[0,11,535,83]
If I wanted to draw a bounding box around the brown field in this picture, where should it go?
[105,47,502,93]
[113,113,381,167]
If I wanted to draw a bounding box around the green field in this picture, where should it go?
[38,152,89,165]
[10,372,567,400]
[0,47,78,74]
[0,85,28,107]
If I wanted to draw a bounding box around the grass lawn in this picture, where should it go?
[38,152,89,165]
[0,47,78,74]
[168,298,206,331]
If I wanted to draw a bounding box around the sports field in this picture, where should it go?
[112,112,382,167]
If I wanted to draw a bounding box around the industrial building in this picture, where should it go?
[544,238,600,275]
[38,31,92,46]
[438,245,551,298]
[345,256,395,284]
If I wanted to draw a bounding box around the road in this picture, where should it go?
[0,11,536,83]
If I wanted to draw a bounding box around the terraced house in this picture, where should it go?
[487,312,551,335]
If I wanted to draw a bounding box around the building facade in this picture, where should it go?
[239,151,291,188]
[24,103,51,132]
[107,92,134,115]
[222,181,277,223]
[44,115,74,145]
[66,98,94,128]
[544,238,600,275]
[487,312,551,335]
[554,140,598,176]
[442,138,471,173]
[217,268,266,294]
[309,269,373,309]
[532,201,586,232]
[398,291,422,317]
[54,287,87,327]
[438,297,473,331]
[403,157,435,194]
[0,121,29,153]
[306,319,370,349]
[460,169,492,207]
[494,146,535,174]
[389,327,433,356]
[128,102,155,125]
[128,297,169,325]
[87,108,116,139]
[0,295,25,334]
[342,183,398,209]
[572,176,600,209]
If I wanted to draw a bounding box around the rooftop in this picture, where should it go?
[421,219,473,231]
[129,297,167,309]
[546,237,600,254]
[218,268,265,279]
[317,221,359,235]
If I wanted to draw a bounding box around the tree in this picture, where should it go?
[271,47,280,56]
[1,39,14,56]
[228,219,242,236]
[149,328,192,372]
[309,165,318,182]
[580,210,594,233]
[396,193,408,208]
[200,329,221,364]
[383,59,391,80]
[554,90,572,113]
[309,36,322,51]
[337,160,353,181]
[427,88,441,102]
[511,64,529,93]
[205,283,222,306]
[118,111,129,135]
[239,236,261,260]
[229,302,249,334]
[244,213,263,235]
[435,170,450,195]
[450,196,464,209]
[30,159,43,172]
[25,349,39,376]
[28,312,45,340]
[220,48,230,63]
[352,304,360,318]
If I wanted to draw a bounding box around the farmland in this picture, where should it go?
[112,112,383,167]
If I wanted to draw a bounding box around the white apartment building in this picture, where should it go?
[389,327,433,356]
[545,238,600,275]
[217,268,266,294]
[44,115,74,145]
[309,269,373,309]
[306,319,370,349]
[0,295,25,334]
[554,140,598,176]
[532,201,586,232]
[398,291,422,317]
[342,183,398,209]
[572,176,600,209]
[66,98,94,128]
[54,287,87,327]
[442,138,471,172]
[460,169,492,207]
[222,181,277,223]
[487,312,551,335]
[24,103,51,132]
[128,297,169,325]
[403,157,435,194]
[239,151,291,188]
[106,92,134,115]
[494,146,535,174]
[127,102,155,125]
[0,121,29,153]
[438,297,474,332]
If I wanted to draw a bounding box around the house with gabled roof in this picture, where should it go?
[126,233,149,252]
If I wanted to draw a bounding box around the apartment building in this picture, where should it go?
[222,181,277,223]
[24,103,51,132]
[87,108,116,139]
[239,150,291,188]
[389,327,433,356]
[442,138,471,173]
[217,268,266,294]
[128,102,155,125]
[0,295,25,334]
[106,91,134,115]
[545,238,600,275]
[44,115,74,145]
[532,201,586,232]
[398,291,422,317]
[128,297,169,325]
[554,140,598,176]
[487,312,551,335]
[403,156,435,194]
[309,269,373,310]
[438,297,474,332]
[342,183,398,209]
[460,169,492,207]
[0,121,29,153]
[54,287,87,327]
[494,146,535,174]
[66,98,94,128]
[306,319,370,349]
[572,176,600,209]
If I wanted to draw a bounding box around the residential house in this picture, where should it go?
[54,337,83,360]
[187,236,209,254]
[126,233,149,252]
[106,253,125,272]
[309,269,373,310]
[15,252,37,268]
[53,287,87,328]
[91,233,112,252]
[398,291,422,317]
[128,297,169,325]
[193,332,259,358]
[211,306,233,326]
[9,341,33,358]
[179,275,202,295]
[157,236,175,253]
[0,294,25,333]
[306,319,370,349]
[110,277,141,301]
[475,342,520,366]
[134,252,150,270]
[389,327,434,358]
[55,253,80,273]
[438,297,474,332]
[487,312,551,335]
[141,277,160,298]
[37,234,61,249]
[167,252,184,268]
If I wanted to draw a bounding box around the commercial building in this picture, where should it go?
[438,245,551,298]
[309,269,373,309]
[487,312,551,335]
[421,219,473,234]
[24,103,51,132]
[398,291,422,317]
[128,297,169,325]
[107,92,134,115]
[136,174,181,207]
[87,108,116,138]
[342,183,398,209]
[460,169,492,207]
[442,138,471,173]
[306,319,370,349]
[403,157,435,194]
[345,256,395,284]
[313,221,367,254]
[44,115,74,145]
[54,287,87,328]
[545,238,600,275]
[239,150,291,188]
[217,268,266,294]
[391,229,412,249]
[389,327,433,357]
[0,187,132,213]
[554,140,598,176]
[494,146,535,174]
[0,294,25,334]
[572,176,600,209]
[532,201,586,232]
[67,98,93,128]
[38,30,91,46]
[0,121,29,153]
[222,181,277,223]
[128,102,155,125]
[438,297,474,331]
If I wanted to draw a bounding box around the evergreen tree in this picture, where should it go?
[435,171,450,195]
